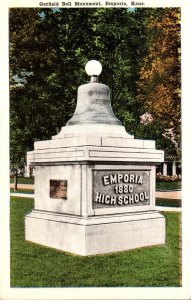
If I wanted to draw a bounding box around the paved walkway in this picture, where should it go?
[10,183,34,189]
[155,190,181,199]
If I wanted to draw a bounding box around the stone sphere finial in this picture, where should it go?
[85,60,102,82]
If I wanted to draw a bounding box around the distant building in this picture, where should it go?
[156,161,181,177]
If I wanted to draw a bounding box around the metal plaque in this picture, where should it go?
[50,180,67,200]
[93,170,150,208]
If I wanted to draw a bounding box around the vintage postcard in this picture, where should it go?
[0,0,191,299]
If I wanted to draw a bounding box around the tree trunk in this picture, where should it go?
[14,171,18,191]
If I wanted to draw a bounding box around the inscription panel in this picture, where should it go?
[50,180,67,200]
[93,170,150,209]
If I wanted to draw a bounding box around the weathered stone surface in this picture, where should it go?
[34,164,82,215]
[25,210,165,256]
[31,144,164,164]
[52,124,130,139]
[93,169,150,209]
[67,83,122,126]
[31,163,156,218]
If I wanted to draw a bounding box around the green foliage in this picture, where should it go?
[136,8,181,160]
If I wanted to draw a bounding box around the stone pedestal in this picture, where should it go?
[25,134,165,256]
[25,65,165,256]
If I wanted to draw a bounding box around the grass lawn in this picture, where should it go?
[10,177,34,184]
[156,181,181,190]
[10,197,181,287]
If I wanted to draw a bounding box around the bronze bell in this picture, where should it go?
[66,60,122,127]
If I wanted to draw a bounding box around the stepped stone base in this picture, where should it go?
[25,210,165,256]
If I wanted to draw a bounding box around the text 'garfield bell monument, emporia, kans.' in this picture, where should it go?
[25,60,165,256]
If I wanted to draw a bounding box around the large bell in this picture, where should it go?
[53,60,132,139]
[66,60,122,127]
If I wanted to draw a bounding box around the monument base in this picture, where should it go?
[25,210,165,256]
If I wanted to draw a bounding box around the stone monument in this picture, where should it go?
[25,60,165,256]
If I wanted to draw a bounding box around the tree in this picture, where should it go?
[10,8,150,179]
[136,8,181,160]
